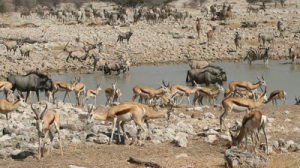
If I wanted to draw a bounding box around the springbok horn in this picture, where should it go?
[64,41,70,49]
[261,75,264,80]
[40,104,48,119]
[31,104,39,119]
[88,105,94,114]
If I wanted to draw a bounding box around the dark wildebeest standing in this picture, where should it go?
[8,72,53,102]
[186,70,227,86]
[117,31,133,44]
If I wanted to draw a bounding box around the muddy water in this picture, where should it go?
[46,61,300,105]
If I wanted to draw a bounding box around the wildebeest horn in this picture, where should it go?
[40,104,48,119]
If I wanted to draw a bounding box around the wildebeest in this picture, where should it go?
[289,46,300,63]
[103,60,129,75]
[7,72,53,102]
[258,33,274,47]
[117,30,133,44]
[295,97,300,105]
[245,47,270,64]
[192,65,227,77]
[0,40,18,54]
[186,70,227,86]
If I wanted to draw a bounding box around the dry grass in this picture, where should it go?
[267,153,300,168]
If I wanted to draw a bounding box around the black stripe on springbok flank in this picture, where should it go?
[140,88,152,94]
[177,87,187,92]
[199,89,210,96]
[56,83,69,90]
[236,84,250,90]
[90,90,97,96]
[78,85,85,91]
[115,108,131,116]
[232,100,250,108]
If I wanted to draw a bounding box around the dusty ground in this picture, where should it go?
[0,0,299,77]
[0,104,299,168]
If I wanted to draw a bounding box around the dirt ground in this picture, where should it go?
[0,105,299,168]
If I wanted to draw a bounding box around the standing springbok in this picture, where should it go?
[193,83,224,106]
[230,111,268,154]
[105,82,122,106]
[83,84,101,105]
[226,76,266,100]
[47,80,76,103]
[234,32,242,50]
[196,18,201,39]
[265,90,286,105]
[73,77,86,105]
[220,87,267,131]
[88,101,172,144]
[132,83,169,105]
[31,104,63,159]
[0,96,26,126]
[170,82,202,105]
[207,26,216,45]
[0,81,13,98]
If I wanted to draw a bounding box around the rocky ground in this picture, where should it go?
[0,0,299,77]
[0,0,300,167]
[0,102,299,167]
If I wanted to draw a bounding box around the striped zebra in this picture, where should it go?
[244,47,270,64]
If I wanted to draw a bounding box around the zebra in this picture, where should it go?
[244,47,270,64]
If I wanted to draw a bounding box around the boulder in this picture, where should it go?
[173,132,188,147]
[205,135,217,143]
[224,147,267,168]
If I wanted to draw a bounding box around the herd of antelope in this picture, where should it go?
[0,70,292,158]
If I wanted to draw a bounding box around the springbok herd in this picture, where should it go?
[0,68,294,159]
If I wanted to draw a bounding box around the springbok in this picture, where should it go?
[169,82,202,105]
[73,77,86,105]
[0,81,13,98]
[132,83,169,105]
[220,87,267,131]
[0,95,26,126]
[105,82,122,106]
[196,18,201,39]
[230,111,268,154]
[265,90,286,105]
[83,84,101,105]
[226,76,266,100]
[31,104,63,159]
[193,83,224,106]
[47,80,76,103]
[88,101,172,144]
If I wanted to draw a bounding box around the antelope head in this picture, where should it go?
[31,104,48,138]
